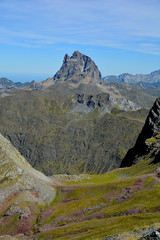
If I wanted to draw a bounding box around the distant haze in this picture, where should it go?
[0,72,53,83]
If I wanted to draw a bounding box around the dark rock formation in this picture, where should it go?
[121,98,160,167]
[139,228,160,239]
[77,94,84,104]
[53,51,102,84]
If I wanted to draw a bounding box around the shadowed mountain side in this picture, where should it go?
[121,98,160,167]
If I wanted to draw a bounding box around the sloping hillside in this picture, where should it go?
[1,120,160,239]
[0,133,56,236]
[0,89,148,175]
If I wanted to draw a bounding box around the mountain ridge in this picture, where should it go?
[0,77,29,91]
[103,69,160,86]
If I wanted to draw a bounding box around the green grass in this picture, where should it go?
[38,213,160,240]
[36,154,160,240]
[0,157,160,239]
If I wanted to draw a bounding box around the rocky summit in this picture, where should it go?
[52,50,102,85]
[25,51,102,89]
[121,97,160,167]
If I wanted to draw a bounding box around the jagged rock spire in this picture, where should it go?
[121,98,160,167]
[53,51,102,84]
[136,98,160,144]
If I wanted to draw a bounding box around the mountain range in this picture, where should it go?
[0,77,29,91]
[0,51,154,176]
[1,51,160,239]
[0,51,159,176]
[103,69,160,87]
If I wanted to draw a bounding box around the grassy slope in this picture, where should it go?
[36,151,160,240]
[1,135,160,239]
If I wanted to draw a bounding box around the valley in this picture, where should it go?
[1,127,160,239]
[0,51,157,176]
[1,0,160,238]
[0,51,160,239]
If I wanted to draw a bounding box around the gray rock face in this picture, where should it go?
[137,98,160,141]
[4,203,31,219]
[53,51,102,84]
[75,93,140,112]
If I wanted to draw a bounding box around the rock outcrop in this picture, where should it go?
[121,98,160,167]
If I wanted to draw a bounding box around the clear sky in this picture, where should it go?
[0,0,160,82]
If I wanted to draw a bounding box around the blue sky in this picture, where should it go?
[0,0,160,82]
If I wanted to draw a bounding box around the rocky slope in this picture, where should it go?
[0,89,148,175]
[121,97,160,167]
[0,133,56,237]
[0,133,55,202]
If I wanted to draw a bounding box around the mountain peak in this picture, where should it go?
[53,51,102,84]
[63,53,70,64]
[72,50,83,58]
